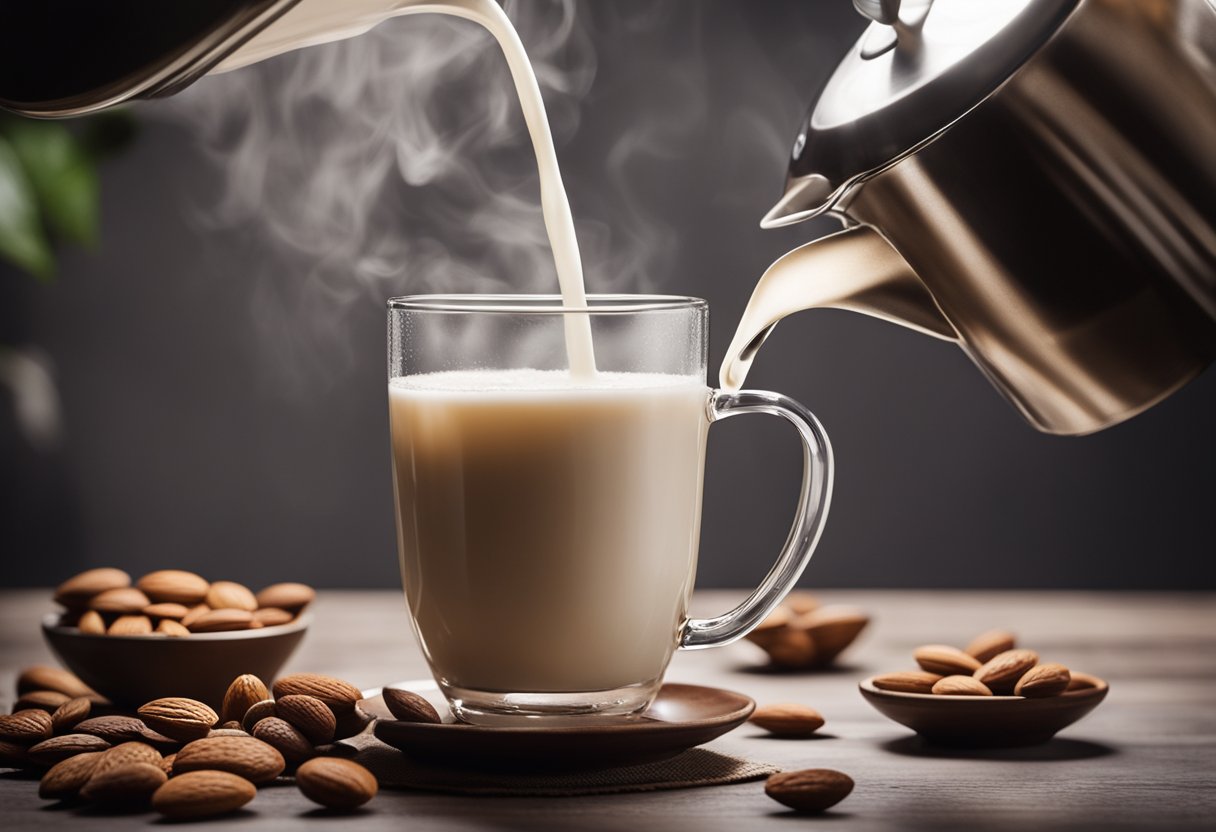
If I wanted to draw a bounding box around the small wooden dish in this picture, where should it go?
[41,613,309,708]
[859,674,1109,748]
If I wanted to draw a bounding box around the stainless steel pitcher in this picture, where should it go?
[758,0,1216,435]
[0,0,426,117]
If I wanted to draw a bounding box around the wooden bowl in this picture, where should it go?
[859,674,1109,748]
[41,613,309,708]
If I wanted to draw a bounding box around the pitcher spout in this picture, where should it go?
[720,225,956,391]
[760,174,838,230]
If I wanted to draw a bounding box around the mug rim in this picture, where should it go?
[386,294,707,315]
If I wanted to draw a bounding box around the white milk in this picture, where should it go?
[388,370,709,692]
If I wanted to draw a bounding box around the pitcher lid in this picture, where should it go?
[762,0,1079,228]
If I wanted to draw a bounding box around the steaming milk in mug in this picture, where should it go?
[364,3,836,721]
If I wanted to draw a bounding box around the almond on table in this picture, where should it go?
[749,704,826,737]
[765,769,854,814]
[151,770,257,819]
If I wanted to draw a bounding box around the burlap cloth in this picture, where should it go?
[346,732,777,797]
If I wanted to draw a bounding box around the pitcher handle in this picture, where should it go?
[679,390,834,650]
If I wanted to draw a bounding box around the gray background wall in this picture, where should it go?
[3,1,1214,589]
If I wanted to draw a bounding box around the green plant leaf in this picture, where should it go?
[0,135,54,281]
[4,118,99,247]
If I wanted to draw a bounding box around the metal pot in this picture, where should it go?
[757,0,1216,435]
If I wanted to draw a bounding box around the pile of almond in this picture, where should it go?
[745,592,869,669]
[0,666,378,818]
[52,568,315,636]
[873,630,1101,697]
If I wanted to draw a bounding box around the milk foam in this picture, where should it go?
[390,369,703,395]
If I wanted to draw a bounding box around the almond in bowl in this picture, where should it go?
[860,631,1108,748]
[42,570,315,708]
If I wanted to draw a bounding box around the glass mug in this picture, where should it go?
[387,295,832,724]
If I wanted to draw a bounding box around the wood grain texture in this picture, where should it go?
[3,589,1214,830]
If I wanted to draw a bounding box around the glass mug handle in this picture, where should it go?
[679,389,834,650]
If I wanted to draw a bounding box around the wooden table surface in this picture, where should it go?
[2,589,1214,831]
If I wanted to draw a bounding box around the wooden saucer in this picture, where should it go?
[368,682,754,772]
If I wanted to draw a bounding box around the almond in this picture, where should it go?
[143,602,190,620]
[965,629,1017,663]
[0,709,53,743]
[173,736,285,784]
[295,757,378,810]
[80,761,167,803]
[255,582,316,612]
[17,666,95,698]
[242,699,278,733]
[187,608,255,633]
[872,671,942,694]
[784,591,821,615]
[272,673,362,715]
[156,619,191,637]
[1067,671,1103,691]
[89,586,150,614]
[382,688,442,725]
[139,698,218,742]
[766,628,818,668]
[746,605,793,649]
[181,604,211,627]
[253,607,295,627]
[138,724,181,750]
[14,689,71,713]
[209,727,250,738]
[51,697,92,733]
[152,769,256,819]
[78,610,107,635]
[108,614,153,636]
[931,675,994,696]
[750,704,825,738]
[54,568,131,610]
[220,675,270,725]
[800,606,869,663]
[974,648,1039,694]
[0,739,27,767]
[89,741,163,780]
[27,733,111,764]
[137,570,210,605]
[204,581,258,612]
[765,768,854,814]
[158,753,176,776]
[252,717,313,766]
[75,715,150,744]
[914,644,982,675]
[39,750,104,800]
[277,695,337,745]
[1014,663,1071,698]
